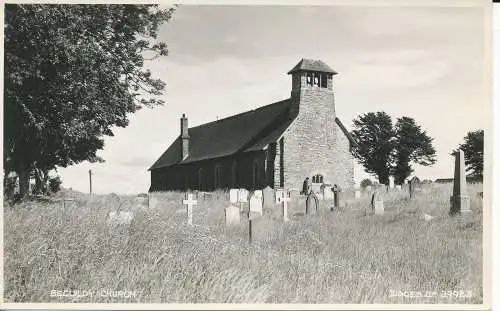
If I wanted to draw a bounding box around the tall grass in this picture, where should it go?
[4,183,483,303]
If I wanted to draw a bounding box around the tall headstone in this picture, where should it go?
[389,176,395,189]
[225,205,240,227]
[275,188,284,204]
[277,191,290,221]
[182,193,197,226]
[450,150,471,215]
[249,191,263,218]
[262,186,274,209]
[332,185,341,210]
[229,189,239,204]
[305,193,319,214]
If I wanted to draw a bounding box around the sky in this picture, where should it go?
[58,3,490,195]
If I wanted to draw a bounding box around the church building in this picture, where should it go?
[149,59,356,192]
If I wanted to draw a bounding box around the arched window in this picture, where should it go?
[312,174,324,184]
[214,164,222,189]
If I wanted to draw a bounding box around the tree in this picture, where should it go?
[458,130,484,180]
[351,112,395,185]
[4,4,176,196]
[351,112,436,185]
[393,117,436,185]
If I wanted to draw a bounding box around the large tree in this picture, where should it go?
[4,4,175,195]
[351,112,436,185]
[458,129,484,181]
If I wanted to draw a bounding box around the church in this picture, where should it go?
[149,59,356,192]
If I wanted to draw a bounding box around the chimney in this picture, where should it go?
[180,114,189,160]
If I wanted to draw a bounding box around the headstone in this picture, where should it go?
[107,211,133,226]
[238,189,249,202]
[323,187,334,200]
[277,191,290,221]
[262,186,275,209]
[332,185,341,210]
[354,189,361,199]
[450,150,471,215]
[366,185,372,192]
[395,185,402,191]
[229,189,239,204]
[371,191,384,215]
[305,192,319,214]
[182,193,197,226]
[389,176,395,189]
[275,188,284,204]
[249,191,263,218]
[225,205,240,227]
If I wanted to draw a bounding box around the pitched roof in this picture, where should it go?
[149,99,296,170]
[287,58,338,75]
[335,117,357,147]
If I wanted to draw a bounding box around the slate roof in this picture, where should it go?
[149,99,296,170]
[287,58,338,75]
[149,92,355,171]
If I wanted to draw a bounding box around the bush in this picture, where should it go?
[360,178,373,189]
[48,176,62,193]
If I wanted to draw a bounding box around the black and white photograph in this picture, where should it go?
[1,0,493,307]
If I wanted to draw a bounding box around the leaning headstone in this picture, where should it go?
[229,189,239,204]
[277,191,290,221]
[249,191,263,218]
[225,205,240,227]
[450,150,471,215]
[371,191,384,215]
[262,186,275,209]
[182,193,197,226]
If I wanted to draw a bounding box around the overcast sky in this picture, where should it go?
[58,3,490,195]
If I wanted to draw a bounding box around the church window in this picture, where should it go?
[306,72,313,86]
[320,73,328,88]
[312,174,324,183]
[214,164,222,189]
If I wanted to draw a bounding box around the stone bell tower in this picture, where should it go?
[280,58,353,190]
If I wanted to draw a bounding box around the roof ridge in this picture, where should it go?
[187,99,291,130]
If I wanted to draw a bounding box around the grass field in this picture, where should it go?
[3,183,484,304]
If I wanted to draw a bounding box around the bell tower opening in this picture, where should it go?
[288,58,337,98]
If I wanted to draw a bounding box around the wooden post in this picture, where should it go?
[89,169,93,195]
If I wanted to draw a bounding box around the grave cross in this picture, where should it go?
[277,191,291,221]
[183,193,197,225]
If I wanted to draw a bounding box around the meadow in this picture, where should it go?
[3,183,484,304]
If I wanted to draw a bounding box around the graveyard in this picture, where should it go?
[4,180,483,304]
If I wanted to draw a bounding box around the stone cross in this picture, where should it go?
[450,149,471,215]
[182,193,197,225]
[277,191,290,221]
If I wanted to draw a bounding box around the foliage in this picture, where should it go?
[49,176,62,193]
[351,112,436,185]
[4,4,176,195]
[458,130,484,181]
[360,178,373,189]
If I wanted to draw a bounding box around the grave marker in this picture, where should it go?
[389,176,395,189]
[107,211,133,226]
[229,189,239,204]
[225,205,240,227]
[182,193,197,226]
[371,191,384,215]
[263,186,275,209]
[277,191,290,221]
[450,149,471,215]
[275,188,284,204]
[249,191,263,218]
[305,192,319,214]
[354,189,361,199]
[395,185,402,191]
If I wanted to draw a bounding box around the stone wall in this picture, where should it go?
[281,76,354,190]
